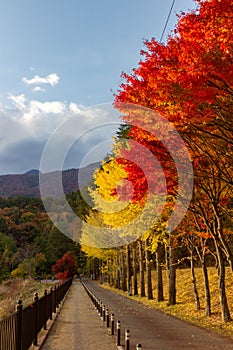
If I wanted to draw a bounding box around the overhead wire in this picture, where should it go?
[160,0,176,43]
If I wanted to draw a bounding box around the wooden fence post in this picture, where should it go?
[16,299,23,350]
[33,292,39,346]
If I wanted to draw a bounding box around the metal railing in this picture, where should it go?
[0,278,72,350]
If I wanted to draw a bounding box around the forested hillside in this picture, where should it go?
[0,193,88,282]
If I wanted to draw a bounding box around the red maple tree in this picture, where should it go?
[52,251,78,280]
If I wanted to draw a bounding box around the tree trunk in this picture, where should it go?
[114,254,120,289]
[195,238,212,317]
[202,258,211,316]
[139,239,145,297]
[157,242,164,302]
[99,259,103,284]
[145,238,153,300]
[127,245,132,295]
[190,251,200,310]
[212,202,233,273]
[168,236,176,305]
[133,242,138,295]
[214,237,231,322]
[120,249,127,292]
[210,207,231,322]
[218,233,233,273]
[108,258,114,286]
[165,244,169,280]
[106,258,110,285]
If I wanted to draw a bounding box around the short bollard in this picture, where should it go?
[136,344,142,349]
[106,308,109,327]
[125,329,130,350]
[111,313,115,335]
[103,304,106,322]
[117,320,121,346]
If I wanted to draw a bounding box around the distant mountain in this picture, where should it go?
[0,162,100,198]
[24,169,41,175]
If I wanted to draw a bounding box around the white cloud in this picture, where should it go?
[8,93,26,110]
[27,100,66,118]
[69,102,84,113]
[0,96,121,174]
[8,94,66,122]
[33,86,46,93]
[22,73,60,87]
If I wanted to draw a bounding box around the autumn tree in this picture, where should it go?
[52,251,78,280]
[113,0,233,320]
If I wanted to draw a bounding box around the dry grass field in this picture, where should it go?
[0,278,46,320]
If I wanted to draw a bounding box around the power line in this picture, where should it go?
[160,0,176,43]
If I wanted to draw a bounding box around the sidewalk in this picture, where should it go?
[39,280,117,350]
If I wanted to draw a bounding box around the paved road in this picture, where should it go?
[40,280,117,350]
[84,279,233,350]
[40,279,233,350]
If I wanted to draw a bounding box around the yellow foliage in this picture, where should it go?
[81,154,173,250]
[81,244,116,260]
[94,158,127,201]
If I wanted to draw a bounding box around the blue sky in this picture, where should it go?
[0,0,196,174]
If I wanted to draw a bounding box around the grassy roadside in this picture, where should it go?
[0,278,48,319]
[100,267,233,338]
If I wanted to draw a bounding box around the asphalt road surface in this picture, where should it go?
[84,279,233,350]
